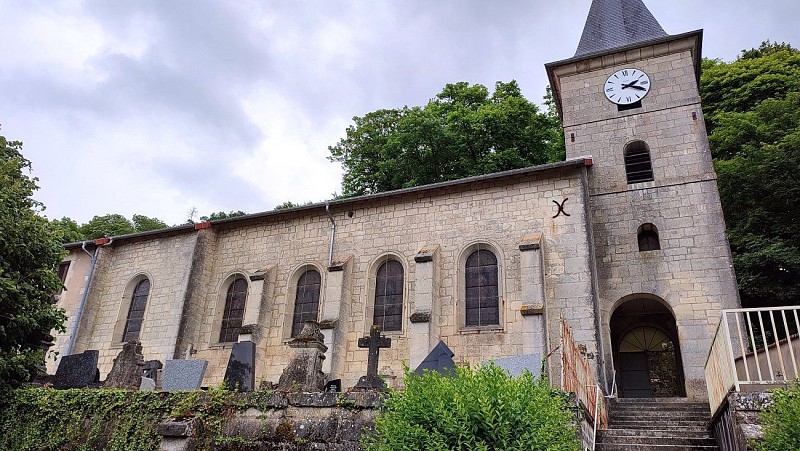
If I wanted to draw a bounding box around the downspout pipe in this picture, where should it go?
[64,238,112,356]
[325,201,335,268]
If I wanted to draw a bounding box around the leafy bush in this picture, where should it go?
[362,364,580,451]
[0,386,236,451]
[756,382,800,451]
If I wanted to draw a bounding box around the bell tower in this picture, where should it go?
[545,0,740,400]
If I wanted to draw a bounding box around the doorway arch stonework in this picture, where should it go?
[610,297,686,398]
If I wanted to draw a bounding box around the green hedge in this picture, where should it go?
[756,382,800,451]
[0,387,236,451]
[362,364,580,451]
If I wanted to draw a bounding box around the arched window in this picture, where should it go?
[122,278,150,342]
[373,260,404,332]
[465,249,499,327]
[292,269,321,337]
[624,140,654,184]
[638,223,661,251]
[219,277,248,343]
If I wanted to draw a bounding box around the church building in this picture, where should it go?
[50,0,740,401]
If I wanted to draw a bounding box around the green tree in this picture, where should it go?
[0,136,67,390]
[362,364,579,451]
[50,217,84,243]
[701,41,800,136]
[132,214,168,232]
[701,42,800,308]
[329,81,564,197]
[78,214,136,239]
[199,210,247,221]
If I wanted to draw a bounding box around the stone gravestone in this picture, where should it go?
[485,354,543,377]
[415,340,456,376]
[142,360,163,385]
[140,377,156,391]
[351,325,391,391]
[162,360,208,391]
[104,340,145,389]
[52,350,100,389]
[276,321,328,392]
[223,341,256,392]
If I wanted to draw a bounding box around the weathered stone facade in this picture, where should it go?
[51,3,740,401]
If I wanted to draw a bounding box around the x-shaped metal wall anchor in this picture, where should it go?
[552,198,570,218]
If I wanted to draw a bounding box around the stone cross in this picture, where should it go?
[352,325,391,391]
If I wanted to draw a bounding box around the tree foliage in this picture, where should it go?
[199,210,247,221]
[362,364,579,451]
[701,42,800,307]
[0,136,67,390]
[50,213,171,242]
[701,41,800,135]
[329,81,564,197]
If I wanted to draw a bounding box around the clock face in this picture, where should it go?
[604,68,651,105]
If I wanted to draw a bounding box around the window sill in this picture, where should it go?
[208,342,235,350]
[458,326,504,334]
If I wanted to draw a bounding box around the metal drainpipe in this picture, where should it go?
[64,238,112,356]
[325,201,335,268]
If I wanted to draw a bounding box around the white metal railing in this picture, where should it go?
[705,306,800,413]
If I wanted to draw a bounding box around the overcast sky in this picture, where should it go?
[2,0,798,225]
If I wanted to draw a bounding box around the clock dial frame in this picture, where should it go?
[604,68,651,105]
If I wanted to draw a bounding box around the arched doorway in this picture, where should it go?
[610,297,686,398]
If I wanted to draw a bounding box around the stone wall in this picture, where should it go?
[711,392,771,451]
[57,162,599,389]
[550,34,740,399]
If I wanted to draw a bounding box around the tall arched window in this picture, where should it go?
[465,249,499,327]
[292,269,321,337]
[638,223,661,251]
[373,260,404,332]
[122,278,150,342]
[219,277,248,343]
[624,140,654,184]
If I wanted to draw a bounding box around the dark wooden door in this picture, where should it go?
[619,351,653,398]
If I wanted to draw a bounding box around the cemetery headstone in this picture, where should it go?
[324,379,341,393]
[142,360,163,385]
[276,321,328,392]
[223,341,256,392]
[351,325,391,391]
[140,377,156,391]
[485,354,543,377]
[104,340,145,389]
[415,340,456,376]
[52,350,100,389]
[162,360,208,391]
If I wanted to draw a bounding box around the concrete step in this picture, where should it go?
[610,412,710,422]
[596,444,719,451]
[597,433,716,447]
[608,419,709,428]
[599,429,713,439]
[611,403,710,412]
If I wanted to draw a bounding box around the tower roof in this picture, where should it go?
[574,0,668,58]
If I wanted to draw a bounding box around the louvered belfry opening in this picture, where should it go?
[373,259,404,332]
[624,140,654,184]
[219,277,247,343]
[291,269,321,337]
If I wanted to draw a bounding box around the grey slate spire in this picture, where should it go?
[574,0,668,57]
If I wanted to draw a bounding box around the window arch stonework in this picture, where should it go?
[366,255,406,334]
[624,140,654,184]
[291,268,322,338]
[219,277,248,343]
[457,242,504,330]
[637,223,661,251]
[113,273,153,344]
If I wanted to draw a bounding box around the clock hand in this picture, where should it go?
[621,80,639,89]
[626,85,647,91]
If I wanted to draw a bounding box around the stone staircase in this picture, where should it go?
[595,398,719,450]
